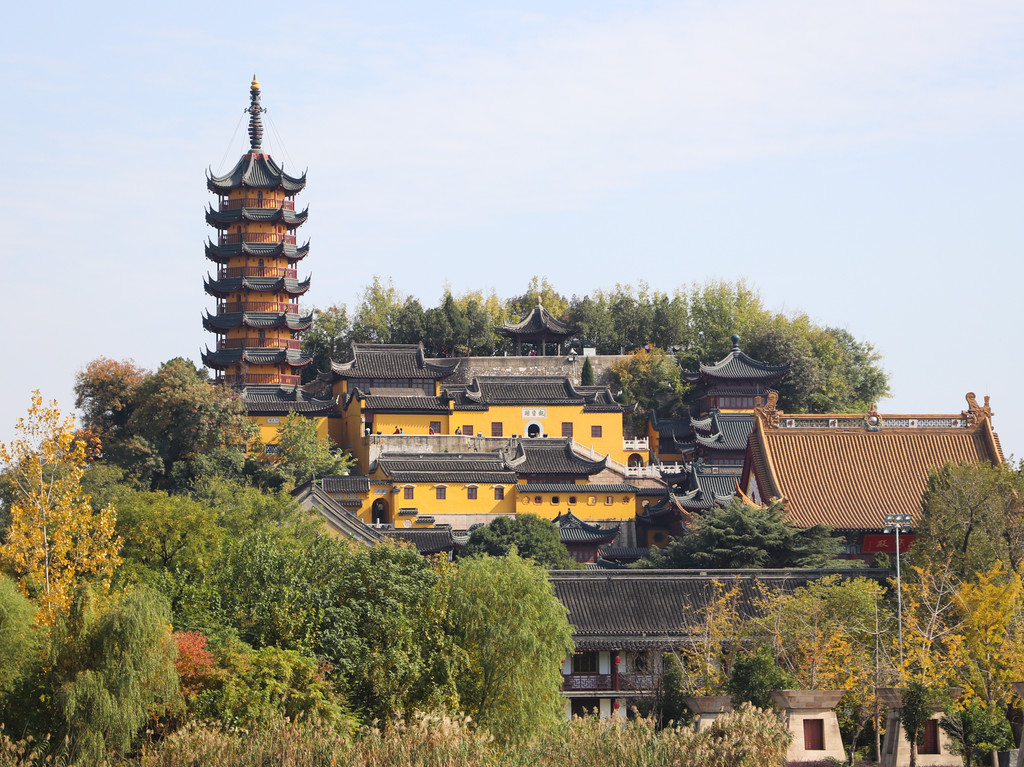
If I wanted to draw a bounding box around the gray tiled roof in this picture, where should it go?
[555,511,620,543]
[447,377,621,410]
[515,483,636,494]
[332,343,460,380]
[381,529,459,554]
[682,341,790,384]
[691,412,754,452]
[291,484,382,546]
[206,204,309,228]
[496,302,577,338]
[203,311,313,332]
[549,569,886,650]
[202,347,312,368]
[240,385,338,414]
[377,453,517,484]
[319,474,371,494]
[207,152,307,194]
[359,395,451,412]
[204,275,311,298]
[517,438,606,476]
[205,240,310,263]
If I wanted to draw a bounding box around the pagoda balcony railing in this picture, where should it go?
[560,672,661,693]
[219,233,297,245]
[218,266,297,279]
[218,373,301,386]
[219,301,299,314]
[220,198,295,211]
[217,338,301,350]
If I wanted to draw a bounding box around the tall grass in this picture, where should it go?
[2,705,791,767]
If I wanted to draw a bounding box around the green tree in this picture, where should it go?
[37,587,181,762]
[300,302,351,382]
[449,552,573,742]
[460,515,581,570]
[725,645,797,709]
[393,297,427,345]
[115,490,223,572]
[580,356,595,386]
[635,499,843,570]
[569,293,615,352]
[899,682,949,767]
[940,700,1013,767]
[0,575,39,701]
[272,412,353,487]
[609,346,688,425]
[352,276,405,343]
[912,461,1024,579]
[73,357,148,445]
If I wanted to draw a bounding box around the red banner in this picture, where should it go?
[862,533,915,554]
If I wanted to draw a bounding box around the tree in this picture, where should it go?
[0,393,122,622]
[673,579,746,694]
[300,302,351,382]
[725,645,796,709]
[609,346,688,427]
[459,515,581,570]
[73,357,148,445]
[899,682,949,767]
[580,356,595,386]
[43,587,181,761]
[940,700,1013,767]
[506,276,569,324]
[634,499,843,570]
[120,358,254,491]
[115,490,223,572]
[912,461,1024,579]
[351,276,405,343]
[0,575,38,700]
[449,552,573,742]
[272,413,354,487]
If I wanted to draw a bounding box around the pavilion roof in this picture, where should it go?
[682,335,790,384]
[554,511,621,544]
[207,152,306,194]
[495,300,577,339]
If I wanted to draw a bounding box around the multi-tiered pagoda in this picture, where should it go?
[202,77,313,386]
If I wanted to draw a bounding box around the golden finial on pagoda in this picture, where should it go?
[251,74,260,91]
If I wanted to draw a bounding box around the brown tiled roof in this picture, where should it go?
[743,410,1002,531]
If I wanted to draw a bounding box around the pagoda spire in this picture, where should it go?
[247,75,264,153]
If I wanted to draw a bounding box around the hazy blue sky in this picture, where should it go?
[2,0,1022,458]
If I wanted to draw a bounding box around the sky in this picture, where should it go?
[1,0,1023,457]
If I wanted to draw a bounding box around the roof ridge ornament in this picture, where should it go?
[753,391,781,428]
[247,75,265,153]
[731,333,740,350]
[964,392,993,426]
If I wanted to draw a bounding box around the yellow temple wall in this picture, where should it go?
[248,414,331,449]
[371,479,517,526]
[517,487,635,521]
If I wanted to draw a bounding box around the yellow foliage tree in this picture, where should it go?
[0,393,121,622]
[674,578,747,694]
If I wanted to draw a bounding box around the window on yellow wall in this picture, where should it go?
[404,486,414,500]
[605,496,613,505]
[569,496,577,505]
[429,421,441,434]
[592,425,602,438]
[588,497,596,505]
[534,496,542,505]
[494,486,505,500]
[561,422,573,438]
[551,496,560,504]
[491,422,503,437]
[467,486,477,500]
[436,486,446,500]
[463,424,474,436]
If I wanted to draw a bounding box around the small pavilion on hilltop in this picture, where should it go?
[496,298,577,356]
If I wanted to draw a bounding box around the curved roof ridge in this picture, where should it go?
[496,301,577,338]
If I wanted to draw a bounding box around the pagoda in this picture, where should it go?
[202,77,313,386]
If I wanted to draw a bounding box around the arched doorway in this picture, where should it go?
[526,421,543,438]
[371,498,390,525]
[628,453,644,468]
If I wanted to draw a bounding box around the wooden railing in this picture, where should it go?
[218,266,297,279]
[220,198,295,211]
[219,233,297,245]
[561,673,660,693]
[217,338,300,350]
[219,301,299,314]
[218,373,301,386]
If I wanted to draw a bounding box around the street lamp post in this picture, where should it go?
[882,513,913,673]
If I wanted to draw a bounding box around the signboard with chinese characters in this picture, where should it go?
[861,534,915,554]
[522,408,547,419]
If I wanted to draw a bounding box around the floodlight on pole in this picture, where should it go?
[882,513,913,674]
